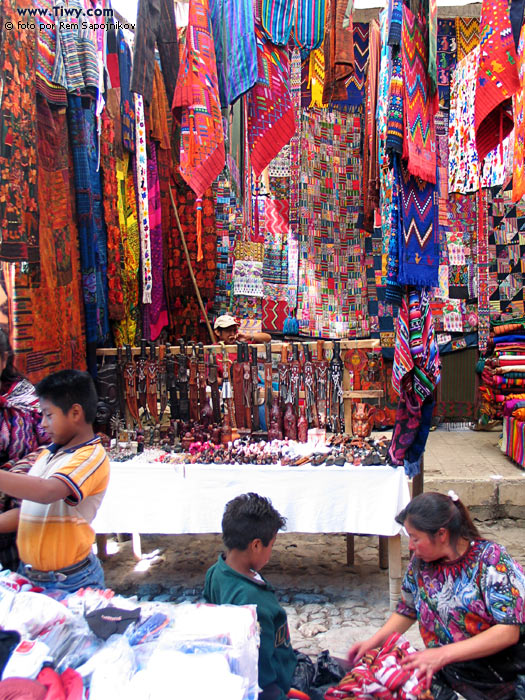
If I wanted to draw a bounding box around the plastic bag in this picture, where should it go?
[312,650,345,687]
[291,652,315,692]
[78,634,136,700]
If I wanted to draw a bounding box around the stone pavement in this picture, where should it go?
[101,429,525,662]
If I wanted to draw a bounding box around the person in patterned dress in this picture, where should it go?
[0,330,48,570]
[347,491,525,700]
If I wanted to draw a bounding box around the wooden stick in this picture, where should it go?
[168,183,215,344]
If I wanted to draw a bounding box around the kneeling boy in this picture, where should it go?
[204,493,296,700]
[0,370,109,591]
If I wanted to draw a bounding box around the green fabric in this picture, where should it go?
[204,554,297,697]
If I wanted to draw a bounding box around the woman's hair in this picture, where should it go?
[0,329,21,386]
[395,491,480,546]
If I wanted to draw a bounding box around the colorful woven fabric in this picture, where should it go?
[398,161,439,288]
[9,99,86,382]
[134,93,153,303]
[386,161,403,305]
[456,17,479,61]
[118,30,135,153]
[172,0,225,198]
[100,91,125,322]
[307,47,328,108]
[113,154,141,347]
[378,7,394,267]
[34,0,67,104]
[477,188,491,352]
[513,22,525,202]
[261,0,294,45]
[475,0,520,163]
[388,0,403,47]
[294,0,325,51]
[402,5,438,184]
[361,18,381,233]
[386,49,404,155]
[427,0,438,97]
[0,1,39,264]
[448,47,481,194]
[297,109,368,338]
[247,25,296,178]
[210,0,257,104]
[437,18,457,108]
[322,0,354,103]
[334,22,369,108]
[262,298,289,331]
[67,94,109,373]
[503,416,525,467]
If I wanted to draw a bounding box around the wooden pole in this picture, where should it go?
[168,184,215,344]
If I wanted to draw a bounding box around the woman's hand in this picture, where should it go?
[347,639,377,666]
[400,647,450,689]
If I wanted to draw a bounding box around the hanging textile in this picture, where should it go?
[387,0,403,47]
[173,0,225,199]
[427,0,437,97]
[361,18,381,233]
[114,154,141,347]
[334,22,369,108]
[260,0,295,45]
[149,63,171,152]
[131,0,180,105]
[134,93,153,304]
[308,48,328,108]
[143,140,168,341]
[100,91,125,322]
[247,25,296,178]
[322,0,354,103]
[475,0,520,163]
[35,0,67,105]
[118,29,135,153]
[67,95,109,374]
[398,160,439,289]
[513,22,525,202]
[402,5,438,184]
[455,17,479,61]
[0,2,39,264]
[8,97,86,383]
[436,18,457,109]
[210,0,257,106]
[386,49,404,155]
[477,188,491,353]
[294,0,326,51]
[386,162,403,307]
[378,7,394,269]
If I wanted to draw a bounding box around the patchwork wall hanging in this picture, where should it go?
[297,108,368,338]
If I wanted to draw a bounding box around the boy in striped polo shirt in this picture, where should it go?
[0,370,109,592]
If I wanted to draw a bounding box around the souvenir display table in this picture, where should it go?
[501,416,525,469]
[93,457,410,609]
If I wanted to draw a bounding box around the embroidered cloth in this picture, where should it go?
[247,25,296,178]
[475,0,520,163]
[513,22,525,202]
[172,0,225,198]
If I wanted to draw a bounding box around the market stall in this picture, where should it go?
[94,456,410,608]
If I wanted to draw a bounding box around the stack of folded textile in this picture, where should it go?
[477,317,525,430]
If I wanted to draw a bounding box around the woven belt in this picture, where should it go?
[22,555,91,582]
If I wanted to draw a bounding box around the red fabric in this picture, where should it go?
[475,0,520,162]
[37,667,83,700]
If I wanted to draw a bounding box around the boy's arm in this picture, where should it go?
[0,507,20,533]
[256,606,287,699]
[0,471,73,505]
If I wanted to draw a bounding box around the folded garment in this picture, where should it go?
[512,408,525,421]
[492,376,525,386]
[494,334,525,345]
[503,399,525,416]
[492,320,525,335]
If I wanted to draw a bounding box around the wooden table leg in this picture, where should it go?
[132,533,142,560]
[346,534,355,565]
[388,534,402,610]
[378,536,388,570]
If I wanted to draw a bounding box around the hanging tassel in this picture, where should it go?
[196,196,203,262]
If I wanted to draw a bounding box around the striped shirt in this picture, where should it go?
[17,438,110,571]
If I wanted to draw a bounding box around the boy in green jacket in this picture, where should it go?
[204,493,297,700]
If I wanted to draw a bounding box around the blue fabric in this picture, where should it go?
[494,335,525,345]
[19,552,105,593]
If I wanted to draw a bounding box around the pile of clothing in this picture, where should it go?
[476,317,525,427]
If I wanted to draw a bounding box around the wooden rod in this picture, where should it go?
[96,338,381,357]
[168,184,215,344]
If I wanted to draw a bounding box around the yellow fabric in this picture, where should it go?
[512,408,525,421]
[308,48,328,108]
[17,439,110,571]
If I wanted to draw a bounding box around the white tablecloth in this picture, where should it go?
[93,458,410,537]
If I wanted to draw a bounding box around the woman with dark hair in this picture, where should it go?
[347,491,525,700]
[0,329,48,570]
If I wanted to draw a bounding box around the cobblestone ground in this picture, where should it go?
[101,519,525,659]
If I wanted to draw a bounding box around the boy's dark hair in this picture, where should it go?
[36,370,98,424]
[222,493,287,550]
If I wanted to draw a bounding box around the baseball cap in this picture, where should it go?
[214,314,238,330]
